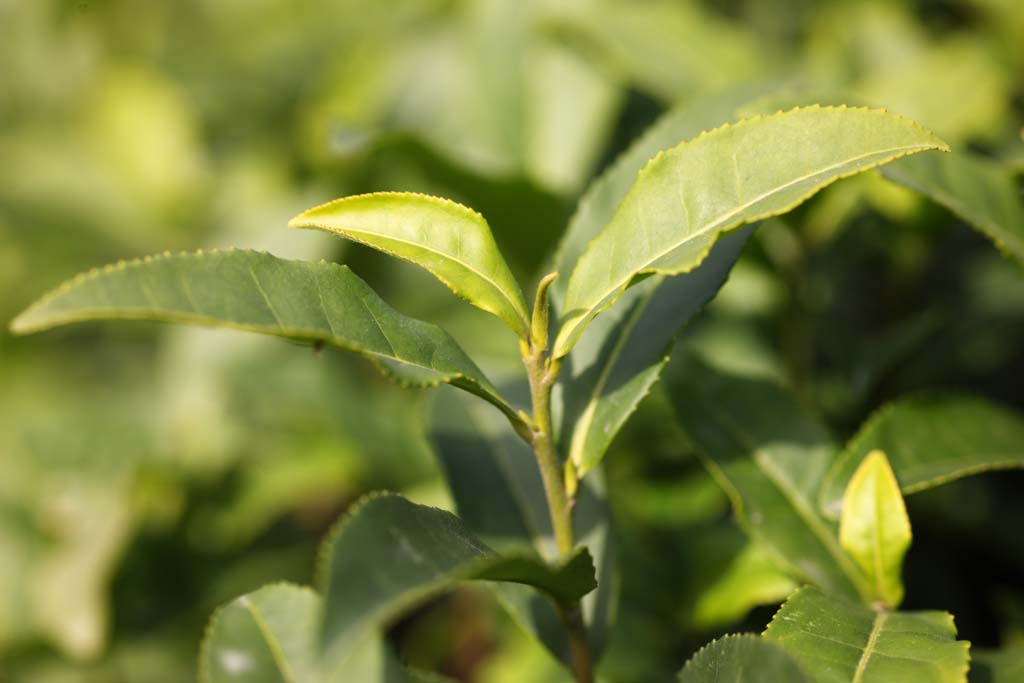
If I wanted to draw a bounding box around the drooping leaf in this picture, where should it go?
[663,353,869,600]
[428,387,616,666]
[553,87,769,477]
[820,394,1024,518]
[677,634,811,683]
[881,150,1024,267]
[289,192,530,337]
[970,647,1024,683]
[764,587,970,683]
[317,493,597,667]
[553,106,948,357]
[8,249,520,425]
[838,451,912,608]
[199,583,447,683]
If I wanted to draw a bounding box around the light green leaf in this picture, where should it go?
[428,387,616,664]
[663,353,869,600]
[199,583,446,683]
[690,543,799,630]
[820,394,1024,518]
[8,249,520,426]
[554,86,768,477]
[554,106,948,357]
[764,587,970,683]
[970,647,1024,683]
[289,192,529,337]
[678,634,810,683]
[838,451,912,609]
[881,150,1024,267]
[317,493,597,667]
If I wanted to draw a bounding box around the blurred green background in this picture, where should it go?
[1,0,1022,681]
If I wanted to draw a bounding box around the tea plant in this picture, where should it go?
[12,99,1024,682]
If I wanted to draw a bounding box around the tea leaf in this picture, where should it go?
[764,587,970,683]
[881,150,1024,267]
[664,353,868,600]
[677,634,810,683]
[289,192,530,337]
[820,394,1024,518]
[317,493,596,667]
[554,106,947,357]
[839,451,912,608]
[9,249,520,425]
[969,647,1024,683]
[554,87,765,477]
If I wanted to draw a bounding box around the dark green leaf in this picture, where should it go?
[764,587,970,683]
[678,634,810,683]
[820,394,1024,518]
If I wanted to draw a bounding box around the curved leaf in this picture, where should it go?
[677,634,810,683]
[317,493,597,667]
[663,353,869,600]
[881,149,1024,267]
[289,192,530,337]
[764,587,970,683]
[8,249,520,425]
[428,387,616,664]
[554,86,767,477]
[553,106,948,357]
[838,451,912,609]
[820,394,1024,518]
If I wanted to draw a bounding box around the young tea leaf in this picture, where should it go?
[838,450,912,608]
[289,192,530,338]
[677,634,810,683]
[764,587,970,683]
[317,493,597,668]
[9,249,521,426]
[820,394,1024,518]
[554,106,948,357]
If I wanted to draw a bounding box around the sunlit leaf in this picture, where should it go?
[677,634,810,683]
[554,106,948,357]
[289,192,529,337]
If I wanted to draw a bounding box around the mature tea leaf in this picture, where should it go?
[199,584,447,683]
[764,587,970,683]
[289,192,530,337]
[428,387,616,664]
[881,150,1024,267]
[317,493,596,667]
[554,106,948,357]
[664,353,869,600]
[554,86,767,477]
[820,394,1024,518]
[970,647,1024,683]
[9,249,520,425]
[677,634,810,683]
[838,451,912,608]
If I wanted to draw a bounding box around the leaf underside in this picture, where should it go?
[9,249,518,422]
[820,394,1024,518]
[289,192,530,337]
[764,587,970,683]
[554,105,948,357]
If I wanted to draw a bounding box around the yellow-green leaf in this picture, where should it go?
[839,450,912,608]
[553,106,948,357]
[289,192,530,337]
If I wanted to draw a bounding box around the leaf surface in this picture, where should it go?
[317,493,596,667]
[677,634,810,683]
[289,192,529,337]
[882,151,1024,266]
[428,387,616,666]
[764,587,970,683]
[554,87,765,476]
[820,394,1024,518]
[969,647,1024,683]
[554,106,947,357]
[663,353,868,600]
[9,249,519,424]
[838,451,912,608]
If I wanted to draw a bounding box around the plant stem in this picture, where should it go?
[518,272,593,683]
